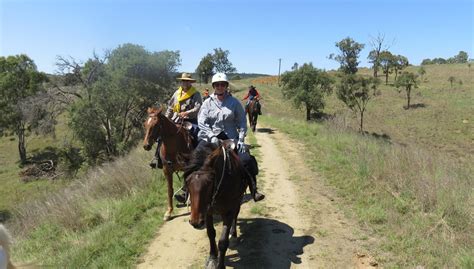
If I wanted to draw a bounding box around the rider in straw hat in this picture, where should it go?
[150,72,202,169]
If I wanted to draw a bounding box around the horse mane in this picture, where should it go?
[183,143,218,180]
[184,143,243,186]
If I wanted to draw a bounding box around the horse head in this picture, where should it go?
[143,106,164,151]
[185,145,222,229]
[186,170,215,229]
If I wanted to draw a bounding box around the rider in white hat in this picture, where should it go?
[191,72,265,202]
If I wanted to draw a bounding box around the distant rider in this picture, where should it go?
[242,85,262,115]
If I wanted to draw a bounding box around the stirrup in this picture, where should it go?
[149,157,163,169]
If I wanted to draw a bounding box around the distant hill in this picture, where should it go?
[229,73,271,79]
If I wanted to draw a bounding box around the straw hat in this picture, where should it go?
[177,72,196,82]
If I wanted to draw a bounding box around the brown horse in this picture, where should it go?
[247,98,260,132]
[184,142,248,269]
[143,106,194,221]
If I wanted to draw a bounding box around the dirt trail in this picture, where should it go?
[137,126,379,268]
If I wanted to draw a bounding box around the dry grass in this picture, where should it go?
[263,114,472,266]
[243,64,473,266]
[10,147,154,235]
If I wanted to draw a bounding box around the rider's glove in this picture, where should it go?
[237,141,246,153]
[210,136,219,144]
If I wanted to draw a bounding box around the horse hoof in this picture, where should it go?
[229,235,239,247]
[163,212,172,221]
[205,257,218,269]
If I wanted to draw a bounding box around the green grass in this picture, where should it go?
[1,63,472,267]
[10,148,171,267]
[225,65,473,267]
[250,204,266,215]
[14,181,165,268]
[0,112,76,218]
[258,114,472,267]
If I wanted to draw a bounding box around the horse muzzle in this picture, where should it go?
[189,219,205,230]
[143,144,152,151]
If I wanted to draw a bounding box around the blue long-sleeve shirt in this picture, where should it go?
[198,93,247,143]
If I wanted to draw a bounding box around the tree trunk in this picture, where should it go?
[385,73,389,85]
[406,87,411,109]
[306,106,311,121]
[394,70,398,81]
[17,123,27,164]
[359,110,364,132]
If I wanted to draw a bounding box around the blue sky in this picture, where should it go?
[1,0,472,75]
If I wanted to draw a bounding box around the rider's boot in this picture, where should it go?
[249,175,265,202]
[149,144,163,169]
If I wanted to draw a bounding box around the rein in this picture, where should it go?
[209,146,229,208]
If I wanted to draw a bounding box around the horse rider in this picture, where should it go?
[180,72,265,202]
[149,72,202,169]
[242,85,262,115]
[203,88,210,101]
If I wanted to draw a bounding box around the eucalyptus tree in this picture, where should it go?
[379,50,395,85]
[281,63,333,121]
[454,51,468,63]
[395,71,419,109]
[392,55,409,81]
[195,53,214,84]
[448,76,456,88]
[368,33,392,78]
[212,48,237,74]
[417,66,426,81]
[0,55,49,163]
[337,74,380,132]
[330,37,365,75]
[66,44,181,164]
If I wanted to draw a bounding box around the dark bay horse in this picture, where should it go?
[143,107,194,221]
[247,98,260,132]
[184,142,248,269]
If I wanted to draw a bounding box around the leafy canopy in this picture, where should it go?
[0,54,49,162]
[332,37,365,75]
[337,74,380,132]
[66,44,181,164]
[281,63,333,120]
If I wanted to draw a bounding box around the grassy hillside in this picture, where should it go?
[232,63,473,267]
[249,63,473,162]
[9,148,171,268]
[1,63,471,267]
[0,112,76,221]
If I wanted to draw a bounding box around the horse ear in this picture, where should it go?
[148,104,164,114]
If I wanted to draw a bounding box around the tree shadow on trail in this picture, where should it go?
[226,217,314,268]
[256,128,274,134]
[405,103,426,109]
[0,210,12,222]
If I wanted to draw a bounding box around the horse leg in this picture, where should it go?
[163,167,174,221]
[230,206,241,239]
[217,213,232,269]
[205,214,218,269]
